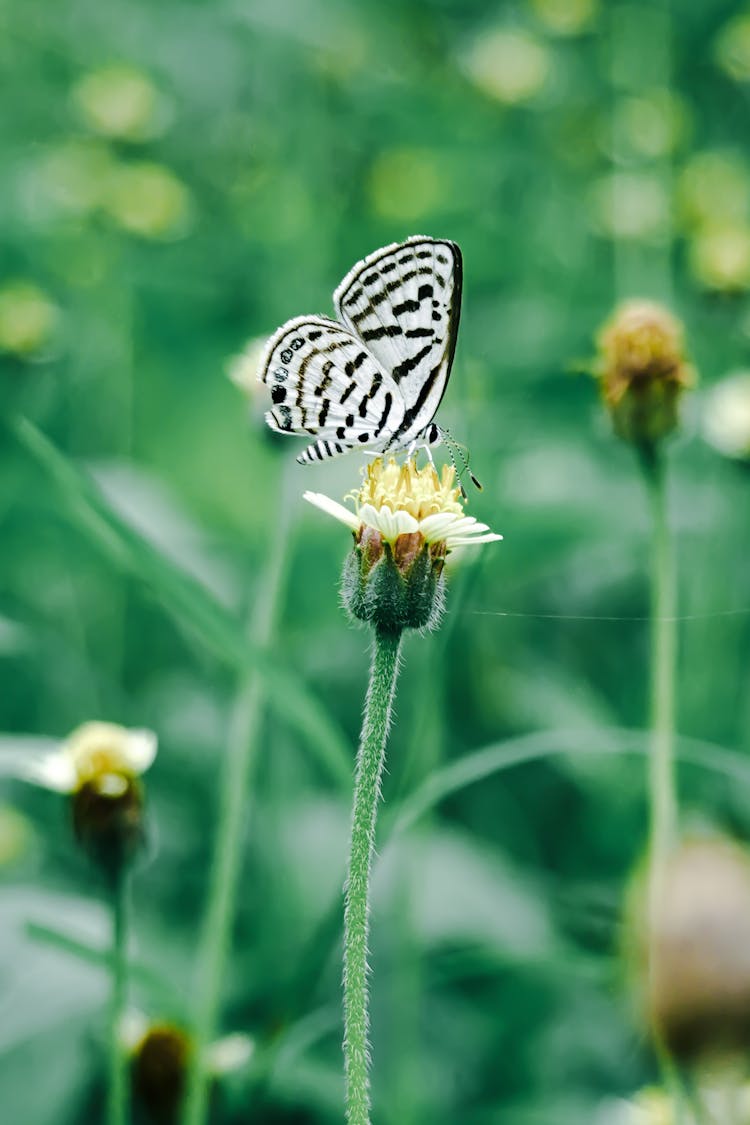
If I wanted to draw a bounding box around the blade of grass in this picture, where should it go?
[386,727,750,843]
[10,416,351,790]
[26,920,178,1005]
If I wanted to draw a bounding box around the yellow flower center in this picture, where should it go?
[67,721,136,788]
[350,457,464,522]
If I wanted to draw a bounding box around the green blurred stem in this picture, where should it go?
[107,869,129,1125]
[182,464,292,1125]
[642,446,678,884]
[642,445,684,1120]
[344,627,403,1125]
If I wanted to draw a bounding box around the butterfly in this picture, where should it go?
[258,236,463,465]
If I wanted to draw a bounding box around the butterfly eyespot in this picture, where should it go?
[271,386,287,404]
[273,367,288,382]
[291,336,305,350]
[277,404,292,429]
[280,348,293,363]
[358,433,370,443]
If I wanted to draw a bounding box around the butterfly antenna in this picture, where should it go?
[442,429,483,493]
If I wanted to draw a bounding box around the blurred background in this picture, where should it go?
[2,0,750,1121]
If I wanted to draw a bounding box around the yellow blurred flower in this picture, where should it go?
[368,148,444,222]
[102,162,191,239]
[678,150,750,229]
[71,63,166,141]
[0,281,59,357]
[689,224,750,292]
[714,13,750,83]
[461,28,550,105]
[530,0,597,36]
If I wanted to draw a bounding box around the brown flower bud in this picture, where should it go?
[596,300,695,446]
[628,837,750,1064]
[132,1024,191,1125]
[71,772,144,878]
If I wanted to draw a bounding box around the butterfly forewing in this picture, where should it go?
[333,236,462,449]
[258,316,405,462]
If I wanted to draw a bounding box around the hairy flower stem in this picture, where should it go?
[182,464,293,1125]
[107,868,129,1125]
[344,627,403,1125]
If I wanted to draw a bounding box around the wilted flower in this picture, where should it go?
[596,300,695,445]
[305,457,501,633]
[21,721,157,876]
[628,836,750,1064]
[703,372,750,459]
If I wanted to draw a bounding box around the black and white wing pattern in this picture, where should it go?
[334,236,462,452]
[258,315,405,463]
[258,236,462,464]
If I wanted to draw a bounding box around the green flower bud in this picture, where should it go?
[342,528,446,634]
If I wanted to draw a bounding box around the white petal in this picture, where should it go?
[418,513,463,540]
[207,1033,255,1075]
[19,749,78,792]
[359,504,419,541]
[303,491,360,532]
[447,533,504,546]
[123,729,158,774]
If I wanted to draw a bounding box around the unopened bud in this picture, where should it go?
[596,300,695,446]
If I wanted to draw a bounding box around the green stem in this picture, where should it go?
[182,463,293,1125]
[643,447,678,885]
[344,627,403,1125]
[642,445,683,1119]
[107,869,129,1125]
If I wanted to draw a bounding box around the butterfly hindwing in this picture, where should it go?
[258,316,405,462]
[333,236,462,449]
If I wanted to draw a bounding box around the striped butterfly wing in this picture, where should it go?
[333,236,463,450]
[258,315,405,463]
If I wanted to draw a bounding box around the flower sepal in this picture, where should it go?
[342,527,445,635]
